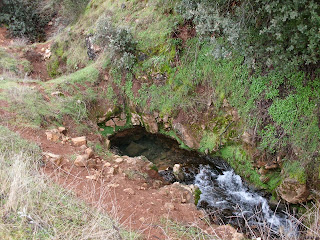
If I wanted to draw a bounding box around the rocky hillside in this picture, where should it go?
[0,0,320,239]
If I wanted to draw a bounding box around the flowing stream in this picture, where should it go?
[109,126,296,237]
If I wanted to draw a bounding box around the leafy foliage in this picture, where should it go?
[177,0,320,72]
[0,0,49,41]
[94,15,137,70]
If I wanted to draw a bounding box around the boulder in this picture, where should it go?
[278,178,309,204]
[172,123,199,149]
[71,136,87,147]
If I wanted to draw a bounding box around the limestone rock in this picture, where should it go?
[103,162,111,168]
[172,123,199,149]
[105,139,110,149]
[115,158,124,164]
[43,152,64,166]
[51,91,63,97]
[45,129,60,142]
[58,127,66,134]
[74,154,89,167]
[142,115,158,133]
[123,188,135,195]
[86,174,98,180]
[72,136,87,147]
[131,113,141,125]
[173,164,185,181]
[85,147,94,158]
[278,178,309,204]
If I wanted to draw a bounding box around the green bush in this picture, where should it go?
[0,0,49,41]
[93,15,137,70]
[177,0,320,73]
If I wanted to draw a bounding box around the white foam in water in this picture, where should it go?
[194,165,295,235]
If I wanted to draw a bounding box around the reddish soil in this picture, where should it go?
[0,119,240,239]
[0,27,12,47]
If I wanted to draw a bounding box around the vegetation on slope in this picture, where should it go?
[1,0,320,204]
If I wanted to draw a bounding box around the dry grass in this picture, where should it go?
[0,126,137,239]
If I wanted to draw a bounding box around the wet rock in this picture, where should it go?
[278,178,309,204]
[74,154,88,167]
[173,164,185,181]
[125,141,147,156]
[123,188,135,195]
[72,136,87,147]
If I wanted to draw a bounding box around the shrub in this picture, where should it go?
[0,0,49,42]
[177,0,320,73]
[93,16,137,70]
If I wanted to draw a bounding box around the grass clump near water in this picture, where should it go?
[219,145,266,189]
[0,126,132,239]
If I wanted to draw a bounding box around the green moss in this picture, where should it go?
[159,129,191,150]
[199,131,218,153]
[283,161,307,184]
[194,188,201,205]
[218,145,266,189]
